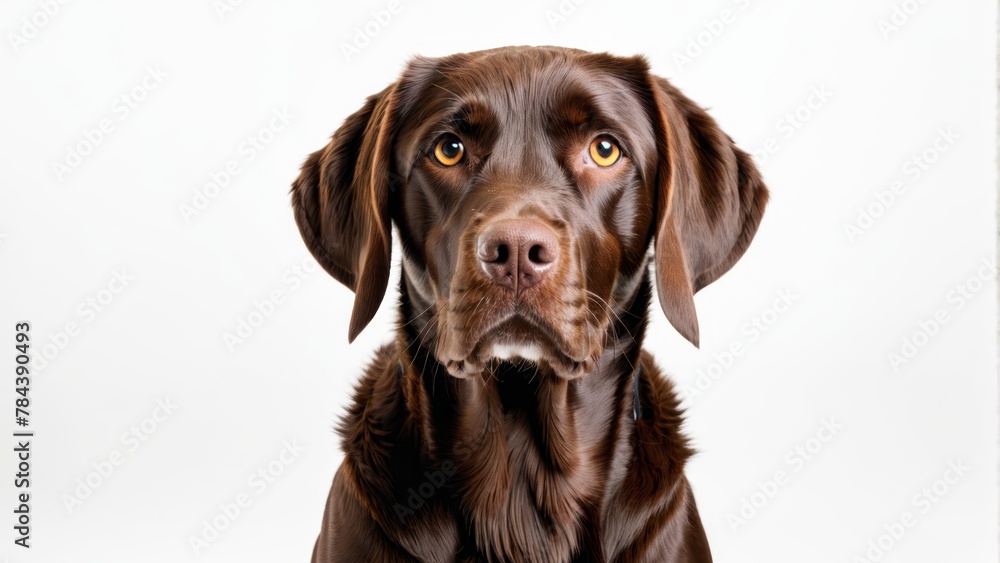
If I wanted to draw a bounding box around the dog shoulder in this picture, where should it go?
[625,352,695,501]
[335,345,405,459]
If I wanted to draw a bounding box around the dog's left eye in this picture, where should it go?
[433,136,465,167]
[589,137,622,167]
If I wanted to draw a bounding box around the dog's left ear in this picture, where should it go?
[645,74,769,348]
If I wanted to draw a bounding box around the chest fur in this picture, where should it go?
[438,372,621,562]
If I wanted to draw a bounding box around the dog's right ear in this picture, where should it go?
[290,83,399,343]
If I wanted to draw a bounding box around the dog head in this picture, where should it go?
[291,47,767,379]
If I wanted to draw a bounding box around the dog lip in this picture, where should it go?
[461,310,578,364]
[485,343,595,379]
[475,310,551,343]
[489,342,545,362]
[442,293,598,377]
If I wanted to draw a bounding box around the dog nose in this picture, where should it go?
[477,219,559,292]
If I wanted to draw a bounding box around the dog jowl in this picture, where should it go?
[292,46,767,562]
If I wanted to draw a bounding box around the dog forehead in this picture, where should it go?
[405,50,634,116]
[393,48,659,173]
[451,59,640,120]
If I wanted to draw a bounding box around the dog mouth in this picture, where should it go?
[437,309,601,380]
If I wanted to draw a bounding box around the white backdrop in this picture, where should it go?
[1,1,996,561]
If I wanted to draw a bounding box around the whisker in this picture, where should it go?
[584,293,636,374]
[585,290,637,346]
[400,300,436,329]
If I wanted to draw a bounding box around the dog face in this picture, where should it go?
[291,47,767,379]
[394,51,662,379]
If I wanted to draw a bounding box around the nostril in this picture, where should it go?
[478,240,508,264]
[528,244,556,265]
[527,245,543,264]
[494,244,509,264]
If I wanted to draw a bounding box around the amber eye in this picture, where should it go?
[433,136,465,166]
[589,138,622,167]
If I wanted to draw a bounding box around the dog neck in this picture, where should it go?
[394,274,652,560]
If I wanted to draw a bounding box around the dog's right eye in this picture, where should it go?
[432,136,465,167]
[589,137,622,167]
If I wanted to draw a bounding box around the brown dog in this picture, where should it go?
[291,46,767,562]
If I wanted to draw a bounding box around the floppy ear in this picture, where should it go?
[648,76,768,347]
[290,83,399,343]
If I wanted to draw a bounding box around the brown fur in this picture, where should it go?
[291,46,768,562]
